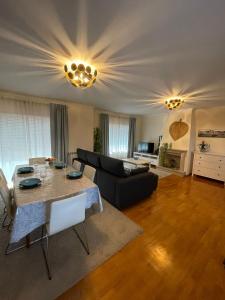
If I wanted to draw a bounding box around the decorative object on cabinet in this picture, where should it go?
[198,130,225,138]
[192,152,225,185]
[169,119,189,141]
[198,141,210,152]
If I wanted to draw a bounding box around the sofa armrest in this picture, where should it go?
[115,172,158,209]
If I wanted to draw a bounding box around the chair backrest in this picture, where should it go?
[83,165,96,182]
[0,168,7,185]
[73,160,82,172]
[0,172,12,216]
[48,193,87,236]
[29,157,46,165]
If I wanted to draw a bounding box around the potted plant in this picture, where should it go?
[159,143,168,167]
[94,128,102,153]
[198,141,210,152]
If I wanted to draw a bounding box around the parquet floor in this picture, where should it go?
[58,175,225,300]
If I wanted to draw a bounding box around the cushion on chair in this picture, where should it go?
[100,156,127,177]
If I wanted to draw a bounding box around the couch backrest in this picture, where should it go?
[77,148,101,168]
[77,148,127,177]
[77,148,87,162]
[86,151,101,168]
[100,155,126,177]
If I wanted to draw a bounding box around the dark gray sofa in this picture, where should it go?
[74,148,158,209]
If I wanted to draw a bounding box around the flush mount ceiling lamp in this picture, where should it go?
[64,60,97,89]
[165,98,184,110]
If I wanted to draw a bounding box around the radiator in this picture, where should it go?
[67,152,77,166]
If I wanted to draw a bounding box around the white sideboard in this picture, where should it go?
[192,152,225,184]
[133,152,159,166]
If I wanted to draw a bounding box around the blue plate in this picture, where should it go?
[67,171,82,180]
[17,166,34,174]
[19,178,41,189]
[54,162,66,169]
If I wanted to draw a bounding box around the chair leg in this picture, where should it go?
[5,227,47,255]
[2,216,12,232]
[73,222,90,255]
[41,225,52,280]
[2,213,8,228]
[5,241,26,255]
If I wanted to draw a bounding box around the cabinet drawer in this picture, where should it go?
[193,160,225,170]
[194,153,225,164]
[193,166,225,181]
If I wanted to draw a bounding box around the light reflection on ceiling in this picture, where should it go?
[0,0,225,114]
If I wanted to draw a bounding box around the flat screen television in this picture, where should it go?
[137,142,154,154]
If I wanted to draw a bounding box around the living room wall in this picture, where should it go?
[141,113,168,146]
[0,90,94,153]
[194,106,225,154]
[140,105,225,174]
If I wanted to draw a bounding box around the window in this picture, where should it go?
[109,116,129,158]
[0,99,51,182]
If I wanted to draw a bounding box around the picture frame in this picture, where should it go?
[198,129,225,138]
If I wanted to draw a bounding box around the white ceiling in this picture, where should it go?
[0,0,225,114]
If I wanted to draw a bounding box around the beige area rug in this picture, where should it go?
[150,167,172,179]
[0,200,142,300]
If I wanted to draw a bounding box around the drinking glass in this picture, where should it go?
[40,168,47,183]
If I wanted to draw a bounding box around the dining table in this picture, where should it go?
[10,164,103,245]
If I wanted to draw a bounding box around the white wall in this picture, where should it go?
[141,113,168,145]
[195,106,225,155]
[0,90,94,152]
[161,108,193,150]
[161,108,194,174]
[140,106,225,174]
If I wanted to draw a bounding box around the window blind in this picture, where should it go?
[0,98,51,182]
[109,116,129,158]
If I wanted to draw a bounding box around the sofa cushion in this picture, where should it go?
[77,148,87,162]
[128,166,149,176]
[100,156,127,177]
[86,151,101,168]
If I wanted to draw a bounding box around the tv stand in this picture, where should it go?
[133,152,159,167]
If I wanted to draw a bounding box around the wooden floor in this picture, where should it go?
[58,175,225,300]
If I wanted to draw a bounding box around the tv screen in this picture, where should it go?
[138,142,154,154]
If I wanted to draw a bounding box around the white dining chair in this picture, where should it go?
[41,192,89,280]
[29,157,46,165]
[0,168,7,184]
[73,160,82,172]
[0,169,14,229]
[83,165,96,182]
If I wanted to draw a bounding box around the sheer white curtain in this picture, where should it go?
[109,116,129,158]
[0,99,51,182]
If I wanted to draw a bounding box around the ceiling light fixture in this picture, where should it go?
[64,60,97,89]
[165,98,184,110]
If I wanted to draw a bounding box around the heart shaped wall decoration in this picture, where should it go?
[169,119,189,141]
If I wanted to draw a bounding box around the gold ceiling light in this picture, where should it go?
[165,98,184,110]
[64,60,97,89]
